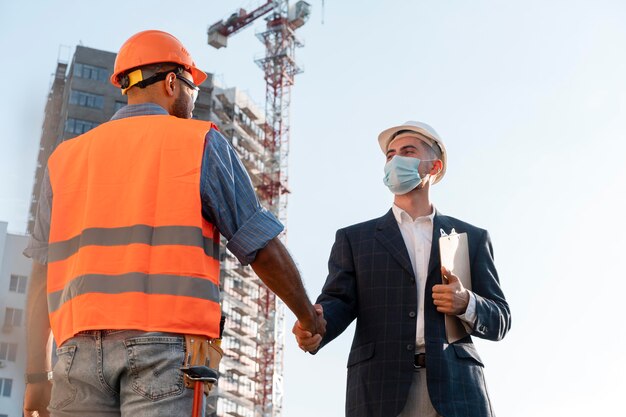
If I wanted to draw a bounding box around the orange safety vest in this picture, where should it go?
[46,115,221,346]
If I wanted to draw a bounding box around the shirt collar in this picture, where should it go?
[392,204,436,225]
[110,103,169,121]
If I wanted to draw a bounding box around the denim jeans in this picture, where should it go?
[49,330,198,417]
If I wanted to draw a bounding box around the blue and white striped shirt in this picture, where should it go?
[25,103,283,265]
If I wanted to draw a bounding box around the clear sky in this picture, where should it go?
[2,0,625,415]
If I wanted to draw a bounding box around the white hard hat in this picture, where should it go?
[378,120,447,184]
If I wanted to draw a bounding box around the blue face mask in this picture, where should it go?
[383,155,429,195]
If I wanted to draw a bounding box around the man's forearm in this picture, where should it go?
[251,237,319,333]
[25,262,52,373]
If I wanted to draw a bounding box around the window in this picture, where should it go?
[0,378,12,397]
[4,308,23,328]
[70,90,104,109]
[0,342,17,361]
[73,62,109,82]
[9,274,27,293]
[65,118,99,134]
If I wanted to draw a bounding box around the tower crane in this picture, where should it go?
[207,2,311,416]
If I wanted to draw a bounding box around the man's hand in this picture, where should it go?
[432,266,470,315]
[24,381,52,417]
[292,304,325,352]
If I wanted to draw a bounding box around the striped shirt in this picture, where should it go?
[25,103,283,265]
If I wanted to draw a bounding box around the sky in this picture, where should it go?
[1,0,626,415]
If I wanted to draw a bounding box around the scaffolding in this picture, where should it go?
[28,61,68,234]
[207,2,310,415]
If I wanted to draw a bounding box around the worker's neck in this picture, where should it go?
[393,188,433,220]
[127,94,171,114]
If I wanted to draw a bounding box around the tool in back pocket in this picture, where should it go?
[181,316,225,395]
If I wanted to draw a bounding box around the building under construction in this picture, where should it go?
[26,44,289,417]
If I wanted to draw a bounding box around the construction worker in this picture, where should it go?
[293,121,510,417]
[23,30,325,417]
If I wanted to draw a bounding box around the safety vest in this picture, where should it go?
[46,115,221,346]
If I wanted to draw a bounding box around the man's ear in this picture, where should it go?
[431,159,443,175]
[165,73,176,97]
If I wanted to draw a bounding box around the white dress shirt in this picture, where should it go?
[391,204,476,351]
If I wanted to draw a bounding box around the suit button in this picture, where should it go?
[409,311,416,318]
[406,344,414,351]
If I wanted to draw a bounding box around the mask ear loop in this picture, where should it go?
[416,159,441,190]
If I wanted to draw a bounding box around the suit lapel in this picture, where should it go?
[374,209,415,277]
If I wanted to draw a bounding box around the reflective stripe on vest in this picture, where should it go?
[47,115,221,345]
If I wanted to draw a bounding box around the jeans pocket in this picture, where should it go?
[49,344,78,410]
[124,334,185,401]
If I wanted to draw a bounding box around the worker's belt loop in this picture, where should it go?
[183,334,224,394]
[414,353,426,369]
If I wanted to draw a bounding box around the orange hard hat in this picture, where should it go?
[111,30,207,90]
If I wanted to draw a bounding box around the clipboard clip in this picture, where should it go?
[440,228,457,237]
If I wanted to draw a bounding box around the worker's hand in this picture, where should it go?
[298,303,326,338]
[432,266,470,315]
[23,381,52,417]
[293,304,325,352]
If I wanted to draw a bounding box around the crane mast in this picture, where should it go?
[208,2,310,416]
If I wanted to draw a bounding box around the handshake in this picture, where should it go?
[292,304,326,353]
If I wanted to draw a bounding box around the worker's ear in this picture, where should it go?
[165,72,176,97]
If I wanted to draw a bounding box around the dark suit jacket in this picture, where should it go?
[315,209,511,417]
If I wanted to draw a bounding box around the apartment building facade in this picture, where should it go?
[0,222,31,417]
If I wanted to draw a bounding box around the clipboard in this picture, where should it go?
[439,229,471,344]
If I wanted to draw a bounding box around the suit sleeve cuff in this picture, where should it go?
[457,291,477,332]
